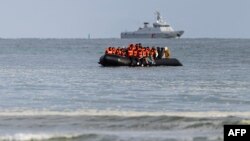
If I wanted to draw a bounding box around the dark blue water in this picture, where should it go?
[0,38,249,141]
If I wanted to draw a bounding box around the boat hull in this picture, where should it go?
[99,54,182,67]
[121,31,184,39]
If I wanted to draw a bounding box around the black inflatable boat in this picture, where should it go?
[99,54,182,67]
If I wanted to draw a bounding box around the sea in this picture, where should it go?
[0,38,250,141]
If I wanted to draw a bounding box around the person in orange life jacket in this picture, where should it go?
[146,47,150,55]
[127,47,134,57]
[105,47,112,54]
[132,44,136,51]
[126,43,143,66]
[135,44,140,51]
[121,50,126,57]
[142,49,147,57]
[135,49,144,66]
[111,47,116,54]
[129,47,139,66]
[119,47,124,56]
[128,44,134,49]
[115,47,120,56]
[130,46,141,66]
[133,48,138,57]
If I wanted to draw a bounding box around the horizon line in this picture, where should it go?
[1,37,250,40]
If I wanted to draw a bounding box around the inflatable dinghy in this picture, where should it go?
[99,54,182,67]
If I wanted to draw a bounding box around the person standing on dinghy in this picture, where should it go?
[163,47,171,58]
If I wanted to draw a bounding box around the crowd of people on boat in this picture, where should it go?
[105,43,170,66]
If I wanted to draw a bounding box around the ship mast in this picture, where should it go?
[155,11,162,23]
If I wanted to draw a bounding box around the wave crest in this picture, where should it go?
[0,109,250,118]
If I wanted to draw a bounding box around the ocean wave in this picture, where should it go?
[0,133,86,141]
[0,132,223,141]
[0,110,248,141]
[0,109,250,118]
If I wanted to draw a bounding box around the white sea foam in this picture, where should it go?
[0,109,250,118]
[0,133,52,141]
[0,131,221,141]
[0,133,80,141]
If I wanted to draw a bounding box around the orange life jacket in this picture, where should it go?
[133,50,137,57]
[142,50,146,57]
[150,50,155,57]
[132,46,136,51]
[115,49,120,55]
[128,49,133,57]
[137,50,143,58]
[112,48,116,54]
[105,48,112,54]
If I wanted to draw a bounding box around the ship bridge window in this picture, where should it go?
[154,25,170,28]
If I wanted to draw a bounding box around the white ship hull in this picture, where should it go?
[121,12,184,39]
[121,31,184,39]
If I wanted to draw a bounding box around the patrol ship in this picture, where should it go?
[121,12,184,39]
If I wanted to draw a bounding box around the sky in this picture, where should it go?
[0,0,249,38]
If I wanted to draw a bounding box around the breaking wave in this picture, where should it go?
[1,109,250,118]
[0,132,223,141]
[0,110,249,140]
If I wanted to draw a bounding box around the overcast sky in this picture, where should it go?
[0,0,249,38]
